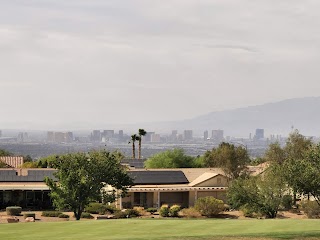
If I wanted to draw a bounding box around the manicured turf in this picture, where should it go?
[1,219,320,240]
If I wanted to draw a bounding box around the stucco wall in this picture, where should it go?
[195,175,228,187]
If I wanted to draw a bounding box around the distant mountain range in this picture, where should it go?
[144,97,320,137]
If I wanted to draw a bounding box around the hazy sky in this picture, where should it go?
[1,0,320,130]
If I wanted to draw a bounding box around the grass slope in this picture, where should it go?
[1,219,320,240]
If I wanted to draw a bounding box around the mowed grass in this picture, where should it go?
[1,219,320,240]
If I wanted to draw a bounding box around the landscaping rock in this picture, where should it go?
[25,217,35,222]
[7,217,19,223]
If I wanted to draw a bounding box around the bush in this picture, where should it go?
[146,208,158,214]
[301,201,320,219]
[126,209,140,217]
[105,205,118,214]
[159,205,169,217]
[114,211,129,219]
[113,209,139,219]
[58,214,70,219]
[169,205,181,217]
[240,204,256,218]
[6,206,22,216]
[194,197,224,217]
[41,211,62,217]
[85,202,108,215]
[23,213,36,219]
[179,207,202,218]
[133,207,147,216]
[281,195,293,210]
[81,212,94,219]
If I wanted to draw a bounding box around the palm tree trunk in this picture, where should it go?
[132,142,136,159]
[138,139,142,159]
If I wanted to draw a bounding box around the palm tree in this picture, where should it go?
[138,129,147,159]
[129,134,139,159]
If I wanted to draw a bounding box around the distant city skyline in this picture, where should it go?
[1,1,320,130]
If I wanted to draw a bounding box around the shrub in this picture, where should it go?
[169,205,181,217]
[159,205,169,217]
[194,197,224,217]
[240,204,256,218]
[133,207,147,216]
[41,211,62,217]
[6,206,22,216]
[81,212,94,219]
[58,214,70,218]
[114,211,129,219]
[179,207,202,218]
[86,202,108,215]
[105,205,118,214]
[146,208,158,214]
[23,213,36,219]
[125,209,140,217]
[112,209,140,219]
[281,195,293,210]
[301,201,320,219]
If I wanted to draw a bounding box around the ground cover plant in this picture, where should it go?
[1,219,320,240]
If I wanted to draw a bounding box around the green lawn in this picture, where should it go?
[1,219,320,240]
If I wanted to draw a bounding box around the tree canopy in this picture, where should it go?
[144,148,196,168]
[45,150,133,220]
[203,142,250,179]
[227,165,287,218]
[0,149,13,157]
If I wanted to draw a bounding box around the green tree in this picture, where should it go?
[227,165,287,218]
[0,161,8,168]
[137,129,147,160]
[0,149,14,168]
[284,129,312,160]
[37,155,59,168]
[284,144,320,205]
[203,142,250,179]
[45,150,133,220]
[144,148,195,168]
[0,149,13,156]
[20,161,38,168]
[283,130,312,203]
[264,142,286,165]
[129,134,139,159]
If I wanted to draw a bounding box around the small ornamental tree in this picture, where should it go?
[45,150,133,220]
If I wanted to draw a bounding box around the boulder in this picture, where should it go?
[25,217,35,222]
[7,217,19,223]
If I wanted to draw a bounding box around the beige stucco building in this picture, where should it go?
[118,168,229,209]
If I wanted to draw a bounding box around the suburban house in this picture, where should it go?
[119,168,229,209]
[0,168,55,209]
[0,167,229,210]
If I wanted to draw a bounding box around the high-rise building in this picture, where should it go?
[151,134,161,142]
[65,132,74,143]
[92,130,101,142]
[103,130,114,138]
[0,130,2,138]
[47,131,55,142]
[255,128,264,140]
[54,132,65,143]
[144,132,154,142]
[204,130,208,140]
[184,130,193,140]
[212,130,224,142]
[118,130,124,138]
